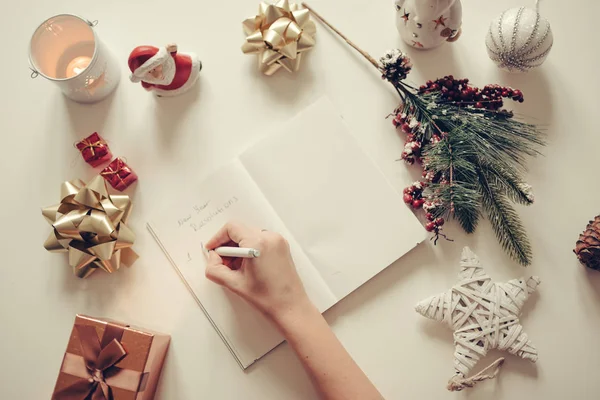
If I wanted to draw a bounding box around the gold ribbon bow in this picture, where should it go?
[54,323,146,400]
[76,133,107,159]
[100,158,135,190]
[242,0,316,75]
[78,139,104,158]
[42,176,137,279]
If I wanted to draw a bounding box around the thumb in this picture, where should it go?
[205,251,238,289]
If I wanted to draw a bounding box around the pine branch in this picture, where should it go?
[422,139,475,178]
[407,85,540,258]
[461,111,545,170]
[427,183,481,233]
[402,91,456,142]
[482,164,534,205]
[422,127,480,233]
[478,170,533,265]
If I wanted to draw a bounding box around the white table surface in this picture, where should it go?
[2,0,600,398]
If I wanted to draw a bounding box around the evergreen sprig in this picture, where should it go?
[298,4,544,266]
[394,76,544,266]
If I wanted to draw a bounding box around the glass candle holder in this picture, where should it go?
[28,14,120,103]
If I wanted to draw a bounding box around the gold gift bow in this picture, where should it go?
[42,176,137,279]
[242,0,316,76]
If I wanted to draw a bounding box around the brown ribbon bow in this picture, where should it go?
[54,324,145,400]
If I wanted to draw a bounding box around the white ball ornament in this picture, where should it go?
[486,5,553,72]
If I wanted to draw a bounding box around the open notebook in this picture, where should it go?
[148,98,425,369]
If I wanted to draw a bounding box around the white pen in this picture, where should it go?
[195,242,260,259]
[215,247,261,258]
[200,242,261,258]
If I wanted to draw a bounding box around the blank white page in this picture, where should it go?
[240,98,425,299]
[148,159,336,369]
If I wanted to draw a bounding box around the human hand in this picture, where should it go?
[204,222,313,322]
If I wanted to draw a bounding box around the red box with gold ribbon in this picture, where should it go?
[76,133,112,168]
[52,315,170,400]
[101,158,138,192]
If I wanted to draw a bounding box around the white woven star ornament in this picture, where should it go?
[416,247,541,391]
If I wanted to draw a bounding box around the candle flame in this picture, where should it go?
[66,56,92,78]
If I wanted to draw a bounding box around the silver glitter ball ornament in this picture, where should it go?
[486,7,553,72]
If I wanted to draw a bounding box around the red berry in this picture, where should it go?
[426,213,434,221]
[403,187,411,194]
[425,222,436,232]
[403,193,413,204]
[402,123,411,133]
[514,90,522,98]
[435,217,445,226]
[432,84,440,91]
[392,119,399,127]
[475,102,484,108]
[413,199,425,209]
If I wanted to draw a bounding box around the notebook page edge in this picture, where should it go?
[147,222,252,370]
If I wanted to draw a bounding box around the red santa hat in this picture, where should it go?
[128,45,160,74]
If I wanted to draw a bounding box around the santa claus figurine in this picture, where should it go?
[128,44,201,96]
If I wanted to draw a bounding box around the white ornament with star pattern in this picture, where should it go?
[416,247,540,391]
[394,0,462,49]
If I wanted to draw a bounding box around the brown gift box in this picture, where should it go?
[52,315,170,400]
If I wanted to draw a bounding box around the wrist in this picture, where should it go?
[268,297,320,333]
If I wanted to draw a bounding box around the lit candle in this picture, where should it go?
[29,14,121,103]
[65,56,92,78]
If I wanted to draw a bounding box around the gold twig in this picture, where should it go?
[301,2,382,71]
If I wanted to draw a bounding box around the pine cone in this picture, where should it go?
[379,49,412,85]
[574,215,600,271]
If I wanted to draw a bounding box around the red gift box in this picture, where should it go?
[101,158,138,192]
[76,132,112,167]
